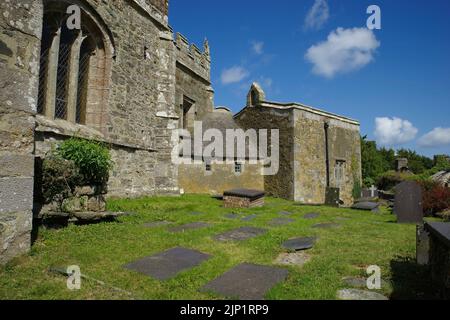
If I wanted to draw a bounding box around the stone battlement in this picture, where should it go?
[132,0,169,26]
[175,32,211,83]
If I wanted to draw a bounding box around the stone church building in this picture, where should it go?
[0,0,361,263]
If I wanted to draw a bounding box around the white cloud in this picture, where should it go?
[374,117,418,146]
[304,0,330,30]
[251,41,264,55]
[305,27,380,78]
[418,127,450,148]
[221,66,249,85]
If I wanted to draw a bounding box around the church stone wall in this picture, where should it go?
[292,109,361,206]
[178,162,264,195]
[0,0,43,264]
[235,107,295,200]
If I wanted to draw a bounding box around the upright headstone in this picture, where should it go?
[325,187,340,207]
[394,181,423,224]
[361,185,379,198]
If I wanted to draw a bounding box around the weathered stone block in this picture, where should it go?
[0,154,34,178]
[0,177,34,213]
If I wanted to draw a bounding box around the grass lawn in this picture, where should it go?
[0,195,438,300]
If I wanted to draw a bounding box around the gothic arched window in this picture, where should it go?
[37,1,113,131]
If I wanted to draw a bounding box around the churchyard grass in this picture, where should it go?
[0,195,438,299]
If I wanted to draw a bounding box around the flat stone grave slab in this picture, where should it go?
[342,277,367,288]
[303,213,320,219]
[278,211,292,216]
[169,222,212,233]
[214,227,267,242]
[241,214,257,221]
[201,263,289,300]
[351,201,380,213]
[225,213,241,219]
[124,247,211,280]
[274,252,311,267]
[269,217,295,226]
[342,276,386,288]
[337,289,388,300]
[312,222,341,229]
[143,221,172,228]
[190,211,204,216]
[282,237,316,251]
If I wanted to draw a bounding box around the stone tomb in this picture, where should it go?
[124,247,211,280]
[351,201,380,213]
[394,181,423,224]
[201,263,288,300]
[169,222,212,233]
[223,189,265,208]
[214,227,267,242]
[282,237,316,251]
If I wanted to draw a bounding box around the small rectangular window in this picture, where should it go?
[235,162,242,173]
[205,162,212,172]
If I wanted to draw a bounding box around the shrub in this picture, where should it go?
[376,170,414,191]
[419,180,450,216]
[41,156,83,204]
[57,138,112,185]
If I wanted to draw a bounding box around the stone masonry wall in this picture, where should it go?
[178,162,264,195]
[293,110,361,206]
[0,0,43,264]
[235,107,295,200]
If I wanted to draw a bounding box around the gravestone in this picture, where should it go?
[278,211,292,216]
[143,221,172,228]
[241,214,257,221]
[225,213,241,219]
[393,181,423,224]
[269,217,295,226]
[337,289,388,300]
[282,237,316,251]
[351,201,380,213]
[214,227,267,242]
[169,222,212,233]
[303,213,320,219]
[274,252,311,267]
[361,185,379,198]
[124,247,211,280]
[312,222,341,229]
[325,187,340,207]
[201,263,289,300]
[190,211,204,216]
[416,224,430,265]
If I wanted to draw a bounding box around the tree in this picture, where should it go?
[360,136,385,186]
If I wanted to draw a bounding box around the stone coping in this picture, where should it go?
[234,101,359,126]
[35,115,157,152]
[223,189,265,200]
[425,222,450,248]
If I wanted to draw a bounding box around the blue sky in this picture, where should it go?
[170,0,450,157]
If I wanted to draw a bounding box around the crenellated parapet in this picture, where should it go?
[175,32,211,83]
[131,0,169,27]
